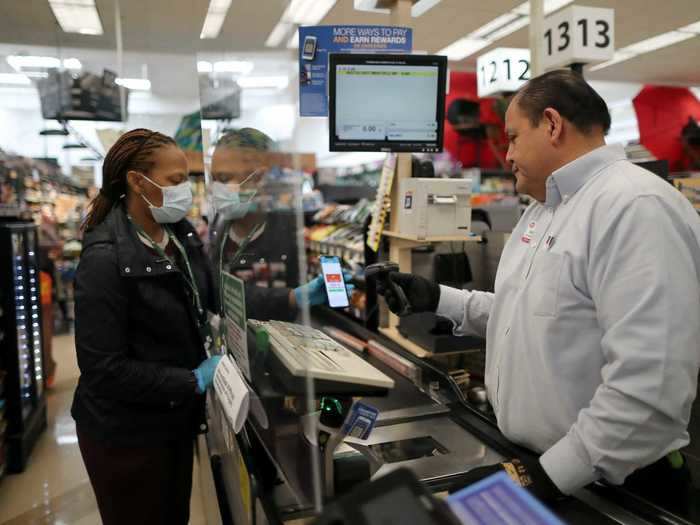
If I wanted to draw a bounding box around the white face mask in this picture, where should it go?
[139,174,193,224]
[210,169,260,221]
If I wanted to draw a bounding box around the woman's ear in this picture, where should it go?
[126,170,143,195]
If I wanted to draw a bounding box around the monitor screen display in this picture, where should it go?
[329,54,447,153]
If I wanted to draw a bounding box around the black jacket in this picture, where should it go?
[71,205,214,444]
[210,211,299,322]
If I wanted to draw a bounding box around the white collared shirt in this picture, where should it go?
[437,144,700,494]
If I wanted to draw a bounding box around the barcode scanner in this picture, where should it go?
[365,262,412,317]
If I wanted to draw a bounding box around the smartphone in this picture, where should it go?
[302,35,317,61]
[320,255,349,308]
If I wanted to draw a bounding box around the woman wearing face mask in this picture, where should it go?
[209,128,352,321]
[72,129,221,525]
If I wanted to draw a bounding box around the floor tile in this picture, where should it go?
[0,334,209,524]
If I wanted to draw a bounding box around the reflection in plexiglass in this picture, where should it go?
[199,64,325,517]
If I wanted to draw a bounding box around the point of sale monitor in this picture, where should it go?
[329,54,447,153]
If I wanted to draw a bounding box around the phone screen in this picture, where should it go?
[303,36,316,59]
[320,255,349,308]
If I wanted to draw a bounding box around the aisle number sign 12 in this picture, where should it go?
[477,48,531,97]
[542,5,615,70]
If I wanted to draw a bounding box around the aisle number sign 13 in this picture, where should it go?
[477,48,531,97]
[542,5,615,70]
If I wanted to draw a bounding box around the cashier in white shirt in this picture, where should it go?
[377,70,700,505]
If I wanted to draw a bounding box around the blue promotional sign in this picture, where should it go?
[298,25,413,117]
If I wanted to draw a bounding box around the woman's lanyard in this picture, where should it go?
[216,219,265,316]
[129,217,204,319]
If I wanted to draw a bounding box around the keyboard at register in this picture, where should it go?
[249,320,395,396]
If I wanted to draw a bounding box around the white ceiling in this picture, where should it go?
[0,0,698,85]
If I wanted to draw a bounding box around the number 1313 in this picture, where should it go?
[544,18,610,56]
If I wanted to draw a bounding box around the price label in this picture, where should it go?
[476,48,531,97]
[542,5,614,70]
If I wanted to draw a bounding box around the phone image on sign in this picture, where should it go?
[302,35,317,61]
[320,255,349,308]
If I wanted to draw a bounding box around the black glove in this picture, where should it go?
[376,272,440,316]
[451,457,564,503]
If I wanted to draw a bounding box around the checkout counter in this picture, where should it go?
[201,305,699,525]
[201,170,697,524]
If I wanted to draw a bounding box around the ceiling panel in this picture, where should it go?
[197,0,288,53]
[0,0,281,54]
[0,0,697,86]
[445,0,700,87]
[587,36,700,85]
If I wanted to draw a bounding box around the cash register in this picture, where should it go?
[248,319,395,395]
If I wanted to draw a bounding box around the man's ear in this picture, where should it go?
[542,107,564,144]
[126,170,144,195]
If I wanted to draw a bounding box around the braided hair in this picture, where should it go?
[83,128,176,230]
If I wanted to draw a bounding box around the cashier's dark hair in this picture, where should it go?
[514,69,611,135]
[82,128,176,230]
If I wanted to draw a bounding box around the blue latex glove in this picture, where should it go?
[193,355,222,393]
[294,271,355,307]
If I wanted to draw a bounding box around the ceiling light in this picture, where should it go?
[200,0,232,39]
[543,0,574,14]
[197,61,213,73]
[115,78,151,91]
[484,16,530,41]
[679,21,700,34]
[287,0,336,25]
[624,31,695,55]
[0,73,31,85]
[287,29,300,49]
[438,38,490,61]
[353,0,389,14]
[8,56,59,70]
[589,23,700,72]
[514,0,573,16]
[412,0,441,17]
[470,12,521,39]
[200,13,226,39]
[237,76,289,89]
[48,0,103,35]
[62,58,82,70]
[588,51,635,71]
[512,2,530,16]
[266,21,293,47]
[24,72,50,79]
[437,0,574,61]
[7,55,82,71]
[213,60,254,74]
[266,0,336,47]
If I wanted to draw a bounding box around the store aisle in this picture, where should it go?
[0,335,208,525]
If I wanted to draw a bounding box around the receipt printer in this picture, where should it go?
[397,178,472,238]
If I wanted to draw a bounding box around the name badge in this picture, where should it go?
[521,221,537,244]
